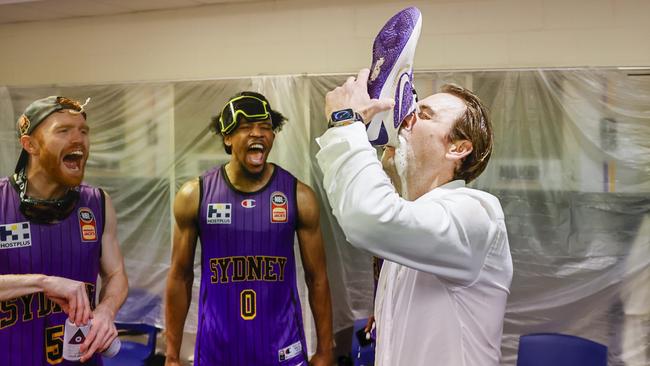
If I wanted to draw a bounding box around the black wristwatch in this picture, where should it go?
[328,108,364,128]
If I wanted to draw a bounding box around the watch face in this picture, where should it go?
[331,108,355,122]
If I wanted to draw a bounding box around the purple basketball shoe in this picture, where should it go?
[366,7,422,147]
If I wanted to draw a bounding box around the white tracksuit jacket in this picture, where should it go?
[317,122,513,366]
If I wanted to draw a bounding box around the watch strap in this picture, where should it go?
[328,109,364,128]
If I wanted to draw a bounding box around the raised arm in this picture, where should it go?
[316,124,499,284]
[295,181,333,366]
[316,69,500,284]
[165,179,200,366]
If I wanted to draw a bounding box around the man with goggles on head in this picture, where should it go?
[165,91,333,366]
[0,96,128,365]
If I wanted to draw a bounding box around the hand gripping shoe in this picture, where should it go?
[366,7,422,147]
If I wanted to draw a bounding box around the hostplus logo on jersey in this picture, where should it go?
[207,203,232,224]
[0,222,31,250]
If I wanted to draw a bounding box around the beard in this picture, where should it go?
[38,144,86,188]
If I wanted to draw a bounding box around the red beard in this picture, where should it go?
[37,144,86,188]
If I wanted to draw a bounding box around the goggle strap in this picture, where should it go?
[226,101,238,133]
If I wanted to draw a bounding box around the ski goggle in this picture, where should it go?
[219,95,271,134]
[14,169,79,224]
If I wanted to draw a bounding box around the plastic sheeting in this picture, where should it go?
[1,68,648,365]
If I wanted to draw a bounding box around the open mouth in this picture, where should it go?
[247,143,265,166]
[62,150,84,171]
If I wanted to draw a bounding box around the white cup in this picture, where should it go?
[62,318,122,360]
[63,319,91,361]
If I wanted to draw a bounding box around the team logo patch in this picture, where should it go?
[78,207,97,242]
[278,340,302,362]
[0,221,31,250]
[207,203,231,224]
[270,191,288,223]
[241,199,256,208]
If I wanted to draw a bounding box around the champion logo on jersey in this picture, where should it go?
[0,221,31,250]
[278,340,302,362]
[270,191,288,223]
[207,203,231,224]
[241,199,256,208]
[78,207,97,242]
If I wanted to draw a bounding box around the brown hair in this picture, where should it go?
[441,83,493,183]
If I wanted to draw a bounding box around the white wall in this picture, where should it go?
[0,0,649,86]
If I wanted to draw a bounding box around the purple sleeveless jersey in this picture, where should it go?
[0,176,104,366]
[196,165,307,366]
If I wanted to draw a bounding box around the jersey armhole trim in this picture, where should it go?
[197,175,204,236]
[99,188,106,258]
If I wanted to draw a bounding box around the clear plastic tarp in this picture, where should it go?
[1,68,648,365]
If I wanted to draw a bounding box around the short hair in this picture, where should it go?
[441,83,493,183]
[210,91,287,155]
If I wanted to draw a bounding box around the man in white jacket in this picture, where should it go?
[316,69,513,366]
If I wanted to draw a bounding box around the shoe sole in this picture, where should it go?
[366,7,421,147]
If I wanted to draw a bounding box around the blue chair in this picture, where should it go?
[351,318,375,366]
[517,333,607,366]
[102,322,158,366]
